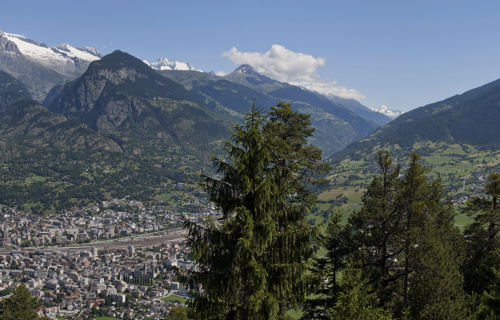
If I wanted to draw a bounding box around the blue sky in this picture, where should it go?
[2,0,500,112]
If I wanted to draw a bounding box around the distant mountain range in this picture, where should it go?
[159,64,387,156]
[0,30,396,121]
[2,29,498,164]
[0,30,394,156]
[6,30,500,209]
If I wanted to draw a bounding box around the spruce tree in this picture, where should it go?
[346,150,402,307]
[389,152,466,318]
[401,159,466,319]
[183,103,329,320]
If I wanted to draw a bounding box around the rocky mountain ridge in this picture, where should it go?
[160,64,380,157]
[47,50,228,162]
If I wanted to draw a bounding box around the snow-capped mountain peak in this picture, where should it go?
[370,105,403,119]
[1,31,101,77]
[144,58,200,71]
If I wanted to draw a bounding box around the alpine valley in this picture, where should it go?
[0,31,391,211]
[1,30,499,215]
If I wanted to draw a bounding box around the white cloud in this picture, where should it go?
[222,45,365,100]
[215,70,228,76]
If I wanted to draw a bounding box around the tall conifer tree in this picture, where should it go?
[346,150,402,307]
[183,103,329,320]
[397,154,466,318]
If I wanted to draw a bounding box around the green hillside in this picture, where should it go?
[320,78,500,222]
[334,77,500,160]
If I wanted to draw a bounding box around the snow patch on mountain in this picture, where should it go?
[370,105,403,118]
[144,58,200,71]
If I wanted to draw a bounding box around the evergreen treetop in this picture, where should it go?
[182,103,329,320]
